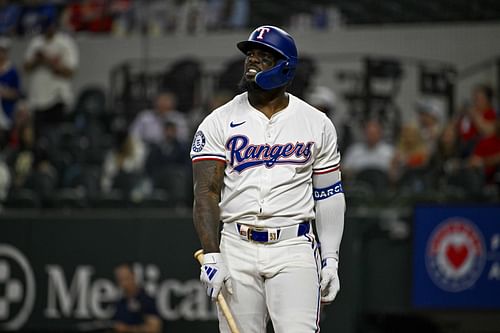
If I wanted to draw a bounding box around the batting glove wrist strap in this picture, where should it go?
[322,257,339,270]
[203,252,223,265]
[200,252,233,300]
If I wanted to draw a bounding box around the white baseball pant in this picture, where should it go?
[217,223,322,333]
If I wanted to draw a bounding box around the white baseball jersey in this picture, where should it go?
[190,92,340,228]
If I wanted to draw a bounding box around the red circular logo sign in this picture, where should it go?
[425,218,486,292]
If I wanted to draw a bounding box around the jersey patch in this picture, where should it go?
[192,130,206,152]
[226,135,314,173]
[313,181,343,200]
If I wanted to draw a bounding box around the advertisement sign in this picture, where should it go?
[0,216,217,332]
[413,205,500,309]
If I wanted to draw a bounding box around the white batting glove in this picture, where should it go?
[200,253,233,301]
[320,257,340,304]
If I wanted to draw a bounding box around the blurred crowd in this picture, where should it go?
[0,0,249,36]
[0,2,498,210]
[340,84,500,204]
[0,0,338,38]
[0,13,203,209]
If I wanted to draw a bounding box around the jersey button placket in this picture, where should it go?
[257,124,269,216]
[257,199,264,216]
[265,122,273,143]
[259,121,273,217]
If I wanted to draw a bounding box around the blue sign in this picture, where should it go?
[413,205,500,309]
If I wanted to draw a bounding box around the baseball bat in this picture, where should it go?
[194,249,240,333]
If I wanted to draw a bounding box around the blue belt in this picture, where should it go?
[236,222,310,243]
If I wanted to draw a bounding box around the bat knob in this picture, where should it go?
[194,249,204,264]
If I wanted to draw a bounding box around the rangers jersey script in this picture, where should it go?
[190,92,340,228]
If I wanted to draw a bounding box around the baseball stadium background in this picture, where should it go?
[1,1,500,332]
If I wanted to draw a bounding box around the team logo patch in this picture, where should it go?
[425,218,486,292]
[192,131,206,153]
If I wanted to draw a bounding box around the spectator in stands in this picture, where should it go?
[203,0,226,31]
[7,118,59,207]
[130,92,190,146]
[173,0,248,34]
[17,0,58,36]
[468,119,500,186]
[137,0,177,36]
[61,0,115,34]
[225,0,250,30]
[0,37,22,130]
[0,162,9,203]
[456,84,497,157]
[0,144,10,202]
[189,90,232,135]
[176,0,205,35]
[306,85,336,117]
[7,117,35,190]
[0,0,21,36]
[342,119,394,179]
[60,0,87,33]
[23,13,79,142]
[146,121,189,172]
[389,123,430,187]
[109,0,134,36]
[306,85,345,150]
[112,263,162,333]
[5,100,31,152]
[25,138,59,206]
[416,97,445,154]
[101,121,146,197]
[145,120,190,205]
[427,121,463,191]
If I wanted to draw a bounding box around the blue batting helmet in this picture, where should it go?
[237,25,298,90]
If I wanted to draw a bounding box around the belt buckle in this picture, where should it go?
[248,227,265,242]
[247,228,253,241]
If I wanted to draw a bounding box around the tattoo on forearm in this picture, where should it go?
[193,160,225,252]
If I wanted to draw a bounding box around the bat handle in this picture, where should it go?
[194,249,240,333]
[194,249,205,265]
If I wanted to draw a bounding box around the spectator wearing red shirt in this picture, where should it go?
[457,84,497,157]
[469,119,500,184]
[62,0,114,33]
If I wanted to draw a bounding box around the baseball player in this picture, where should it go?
[191,25,346,333]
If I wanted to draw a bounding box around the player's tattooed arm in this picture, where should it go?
[193,160,225,253]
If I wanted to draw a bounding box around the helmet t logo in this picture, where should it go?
[256,27,271,40]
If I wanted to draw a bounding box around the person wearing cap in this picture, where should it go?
[0,37,21,129]
[190,25,345,332]
[306,85,336,116]
[23,14,79,141]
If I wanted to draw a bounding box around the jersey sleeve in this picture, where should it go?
[312,116,341,175]
[190,112,226,163]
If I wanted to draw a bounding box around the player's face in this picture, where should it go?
[243,47,277,82]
